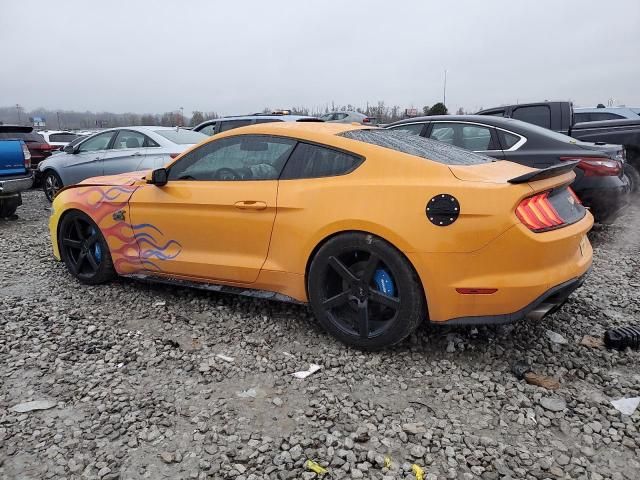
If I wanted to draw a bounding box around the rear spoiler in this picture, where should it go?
[508,161,580,184]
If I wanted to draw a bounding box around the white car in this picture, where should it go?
[38,130,84,150]
[319,111,376,125]
[38,126,208,201]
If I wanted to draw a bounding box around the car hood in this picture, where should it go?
[77,170,150,187]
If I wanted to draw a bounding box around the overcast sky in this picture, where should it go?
[1,0,639,115]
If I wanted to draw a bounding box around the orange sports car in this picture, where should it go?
[49,123,593,349]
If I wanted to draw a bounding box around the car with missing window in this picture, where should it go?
[386,115,629,222]
[193,112,322,136]
[320,111,376,125]
[38,126,208,201]
[48,123,593,350]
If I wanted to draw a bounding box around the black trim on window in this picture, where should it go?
[279,140,365,180]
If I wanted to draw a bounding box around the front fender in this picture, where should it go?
[50,185,143,274]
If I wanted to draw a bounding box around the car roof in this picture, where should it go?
[387,114,529,129]
[204,121,363,143]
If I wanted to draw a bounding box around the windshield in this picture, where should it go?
[339,129,493,165]
[513,120,582,144]
[155,129,208,145]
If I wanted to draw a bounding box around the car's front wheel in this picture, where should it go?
[43,170,63,202]
[58,211,115,285]
[308,232,426,350]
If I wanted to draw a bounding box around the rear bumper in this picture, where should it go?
[440,272,587,326]
[0,173,33,194]
[574,175,630,223]
[407,212,593,323]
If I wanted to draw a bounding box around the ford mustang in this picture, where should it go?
[49,123,593,349]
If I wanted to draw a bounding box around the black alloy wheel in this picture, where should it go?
[43,170,63,202]
[59,211,115,285]
[308,233,425,350]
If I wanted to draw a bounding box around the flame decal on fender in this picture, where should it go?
[63,186,182,275]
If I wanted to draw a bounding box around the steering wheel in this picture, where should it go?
[214,167,243,180]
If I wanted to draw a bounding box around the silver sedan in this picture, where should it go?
[38,126,208,201]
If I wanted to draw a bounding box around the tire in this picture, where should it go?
[623,163,640,195]
[0,194,21,218]
[308,232,426,350]
[58,211,115,285]
[43,170,63,202]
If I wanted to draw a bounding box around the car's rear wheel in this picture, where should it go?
[43,170,63,202]
[623,163,639,195]
[308,232,425,350]
[59,211,115,285]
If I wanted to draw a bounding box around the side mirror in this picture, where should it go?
[148,168,168,186]
[63,144,76,154]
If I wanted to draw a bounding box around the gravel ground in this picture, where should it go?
[1,190,639,480]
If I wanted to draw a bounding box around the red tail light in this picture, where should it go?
[169,153,180,159]
[516,191,565,232]
[560,156,621,176]
[36,143,56,151]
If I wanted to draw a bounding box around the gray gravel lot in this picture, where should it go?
[1,190,639,480]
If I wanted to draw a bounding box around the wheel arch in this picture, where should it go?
[303,229,429,317]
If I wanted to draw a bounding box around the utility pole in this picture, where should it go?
[15,104,22,125]
[57,112,61,130]
[179,106,184,127]
[443,70,447,106]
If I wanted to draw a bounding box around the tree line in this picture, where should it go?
[0,102,460,130]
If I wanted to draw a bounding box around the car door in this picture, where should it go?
[127,134,297,283]
[102,130,153,176]
[425,122,504,159]
[61,131,116,184]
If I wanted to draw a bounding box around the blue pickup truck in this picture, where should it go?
[0,138,34,218]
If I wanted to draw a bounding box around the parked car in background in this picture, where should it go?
[574,106,640,123]
[0,125,57,170]
[193,112,322,136]
[0,138,33,218]
[38,126,208,201]
[38,130,83,150]
[386,115,629,222]
[476,101,640,193]
[48,123,592,349]
[320,111,376,125]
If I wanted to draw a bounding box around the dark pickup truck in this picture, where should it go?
[477,101,640,192]
[0,139,34,218]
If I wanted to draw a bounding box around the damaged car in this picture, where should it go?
[48,123,593,349]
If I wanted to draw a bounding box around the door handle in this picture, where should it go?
[234,201,267,210]
[132,152,142,157]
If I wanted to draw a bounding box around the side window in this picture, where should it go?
[497,130,523,150]
[335,113,348,120]
[429,124,456,145]
[429,123,494,151]
[198,123,216,136]
[461,125,492,150]
[388,123,425,135]
[218,120,253,133]
[482,110,506,117]
[512,106,551,129]
[77,131,116,152]
[168,135,296,181]
[590,112,624,121]
[254,118,284,124]
[574,112,591,123]
[280,142,363,179]
[112,130,158,149]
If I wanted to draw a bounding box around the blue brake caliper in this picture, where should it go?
[90,227,102,264]
[373,269,395,297]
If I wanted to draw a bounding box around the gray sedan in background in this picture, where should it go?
[38,126,207,201]
[319,111,376,125]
